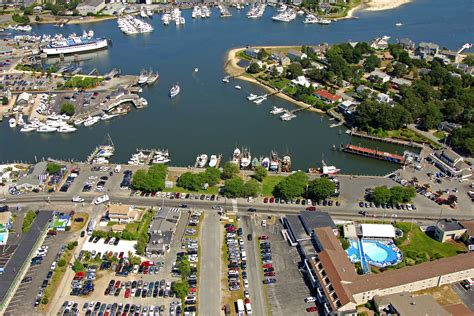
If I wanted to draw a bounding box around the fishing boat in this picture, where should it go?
[138,70,149,85]
[209,155,218,167]
[319,160,340,175]
[147,71,159,84]
[169,83,181,98]
[197,154,208,168]
[261,157,270,170]
[231,147,241,164]
[281,155,291,172]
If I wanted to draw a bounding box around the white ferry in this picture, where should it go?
[42,33,108,56]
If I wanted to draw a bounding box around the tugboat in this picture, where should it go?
[281,155,291,172]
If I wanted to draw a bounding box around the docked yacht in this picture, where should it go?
[269,152,279,172]
[303,14,318,24]
[58,125,77,133]
[152,153,170,164]
[140,97,148,106]
[20,124,37,132]
[147,72,160,84]
[138,70,149,85]
[270,106,285,114]
[254,95,267,104]
[280,112,296,121]
[74,118,85,126]
[8,118,16,128]
[261,157,270,170]
[318,18,332,25]
[209,155,218,167]
[247,94,258,101]
[169,83,181,98]
[37,124,57,133]
[281,155,291,172]
[240,150,251,169]
[101,113,118,121]
[272,9,297,22]
[84,116,100,127]
[197,154,208,168]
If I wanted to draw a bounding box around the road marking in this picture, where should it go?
[232,199,238,212]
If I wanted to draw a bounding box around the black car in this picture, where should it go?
[247,234,252,241]
[22,276,33,283]
[263,278,277,284]
[0,205,9,212]
[248,207,257,212]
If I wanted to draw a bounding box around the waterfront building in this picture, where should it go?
[370,36,390,50]
[287,49,307,61]
[146,207,181,256]
[314,89,342,104]
[291,75,312,88]
[0,212,12,246]
[434,219,467,243]
[369,69,391,83]
[417,42,440,58]
[244,47,260,59]
[77,0,106,16]
[14,161,48,191]
[396,38,416,51]
[271,51,291,66]
[430,149,472,179]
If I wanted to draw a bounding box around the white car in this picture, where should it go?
[304,297,317,303]
[72,196,84,203]
[261,220,267,227]
[88,176,98,180]
[94,194,109,205]
[244,279,249,289]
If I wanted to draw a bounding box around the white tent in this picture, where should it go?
[361,224,396,238]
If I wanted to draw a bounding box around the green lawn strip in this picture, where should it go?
[261,176,285,197]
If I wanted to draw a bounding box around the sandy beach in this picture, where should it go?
[225,47,325,114]
[32,15,116,25]
[364,0,412,11]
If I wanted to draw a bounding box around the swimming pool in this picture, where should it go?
[346,239,402,270]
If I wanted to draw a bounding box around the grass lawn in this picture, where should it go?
[414,285,461,306]
[388,129,443,149]
[433,130,446,140]
[163,186,219,195]
[261,176,284,197]
[70,213,89,232]
[395,222,466,261]
[125,222,139,234]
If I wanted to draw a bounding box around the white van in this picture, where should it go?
[114,165,122,173]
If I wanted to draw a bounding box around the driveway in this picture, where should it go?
[198,213,222,315]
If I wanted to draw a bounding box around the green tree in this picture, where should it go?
[131,164,167,192]
[221,162,239,180]
[57,259,66,267]
[1,96,8,105]
[463,54,474,66]
[12,13,30,24]
[363,54,381,72]
[22,210,37,233]
[392,62,408,77]
[243,179,261,197]
[307,178,336,201]
[202,167,221,186]
[389,186,416,204]
[171,281,189,300]
[46,162,61,174]
[247,62,262,74]
[370,186,392,204]
[286,63,304,79]
[223,177,245,198]
[72,259,84,272]
[177,172,201,191]
[257,48,269,60]
[60,102,75,116]
[273,171,308,200]
[177,256,191,279]
[420,101,443,130]
[252,166,268,182]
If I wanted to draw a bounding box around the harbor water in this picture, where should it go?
[0,0,472,175]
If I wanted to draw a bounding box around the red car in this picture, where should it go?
[124,289,131,298]
[306,206,316,211]
[245,298,250,304]
[306,307,317,313]
[47,230,57,236]
[269,197,275,203]
[263,197,268,203]
[189,287,197,293]
[114,281,121,289]
[264,272,276,277]
[73,272,85,280]
[263,264,273,269]
[119,252,124,259]
[259,236,269,240]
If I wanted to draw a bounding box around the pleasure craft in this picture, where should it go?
[197,154,208,168]
[20,124,37,132]
[101,113,118,121]
[240,150,252,169]
[261,157,270,170]
[270,106,285,114]
[58,125,77,133]
[169,83,181,98]
[222,76,230,83]
[209,155,218,167]
[37,124,57,133]
[83,116,100,127]
[247,94,258,101]
[8,118,16,128]
[235,85,241,90]
[140,97,148,106]
[138,70,149,85]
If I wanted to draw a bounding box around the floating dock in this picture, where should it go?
[343,144,406,164]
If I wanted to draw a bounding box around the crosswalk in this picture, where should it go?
[169,208,180,213]
[232,199,238,212]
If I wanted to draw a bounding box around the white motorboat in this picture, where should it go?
[20,125,37,132]
[280,112,296,121]
[194,68,199,72]
[197,154,208,168]
[169,83,181,98]
[58,125,77,133]
[100,113,118,121]
[254,96,267,104]
[84,116,100,127]
[140,97,148,106]
[152,154,171,164]
[74,118,85,126]
[270,106,285,114]
[138,70,149,85]
[303,14,318,24]
[37,124,57,133]
[8,118,16,128]
[240,150,252,169]
[233,147,241,158]
[235,85,242,90]
[261,157,270,170]
[222,76,230,83]
[247,94,258,101]
[209,155,217,167]
[395,22,403,26]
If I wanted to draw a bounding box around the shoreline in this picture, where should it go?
[31,15,117,25]
[225,47,325,114]
[364,0,412,11]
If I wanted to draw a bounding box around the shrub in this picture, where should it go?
[60,102,75,116]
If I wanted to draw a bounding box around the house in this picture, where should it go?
[0,212,12,245]
[319,3,331,12]
[338,100,356,114]
[76,0,106,16]
[453,63,474,76]
[397,38,416,51]
[417,42,439,58]
[33,6,42,14]
[438,49,461,63]
[430,149,472,179]
[376,92,392,104]
[434,219,467,243]
[356,84,370,95]
[380,51,394,61]
[15,161,48,191]
[270,65,284,76]
[369,70,391,83]
[287,49,307,61]
[244,47,260,59]
[271,51,291,66]
[370,36,390,50]
[391,77,412,89]
[374,292,450,316]
[107,204,141,223]
[314,89,342,104]
[111,224,126,233]
[439,121,462,133]
[291,76,312,88]
[309,44,330,55]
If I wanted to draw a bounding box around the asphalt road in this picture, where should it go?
[198,213,222,316]
[241,216,267,316]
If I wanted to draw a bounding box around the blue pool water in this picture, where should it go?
[346,239,402,270]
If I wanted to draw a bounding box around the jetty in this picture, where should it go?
[105,94,146,111]
[349,128,423,149]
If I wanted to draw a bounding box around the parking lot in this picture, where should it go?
[452,282,474,312]
[0,73,54,93]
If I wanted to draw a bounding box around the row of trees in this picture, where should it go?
[177,167,221,191]
[272,172,337,201]
[369,185,417,205]
[132,165,167,193]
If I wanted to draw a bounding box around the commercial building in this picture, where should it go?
[373,292,450,316]
[434,219,467,243]
[0,212,12,245]
[106,204,141,223]
[146,207,181,256]
[14,161,48,191]
[430,149,472,179]
[76,0,105,16]
[304,226,474,315]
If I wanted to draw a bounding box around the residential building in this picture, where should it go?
[338,100,356,114]
[430,149,472,179]
[397,38,416,51]
[417,42,439,58]
[291,76,312,88]
[304,226,474,315]
[287,49,307,61]
[76,0,105,16]
[314,89,342,104]
[147,207,181,256]
[434,219,467,243]
[376,92,392,104]
[391,77,412,89]
[244,47,260,59]
[270,51,291,66]
[107,204,141,223]
[369,70,391,83]
[373,292,450,316]
[370,36,390,50]
[438,49,461,63]
[453,63,474,76]
[439,121,462,133]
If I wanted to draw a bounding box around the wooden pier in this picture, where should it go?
[350,128,424,149]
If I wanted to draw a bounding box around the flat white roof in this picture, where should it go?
[361,224,395,238]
